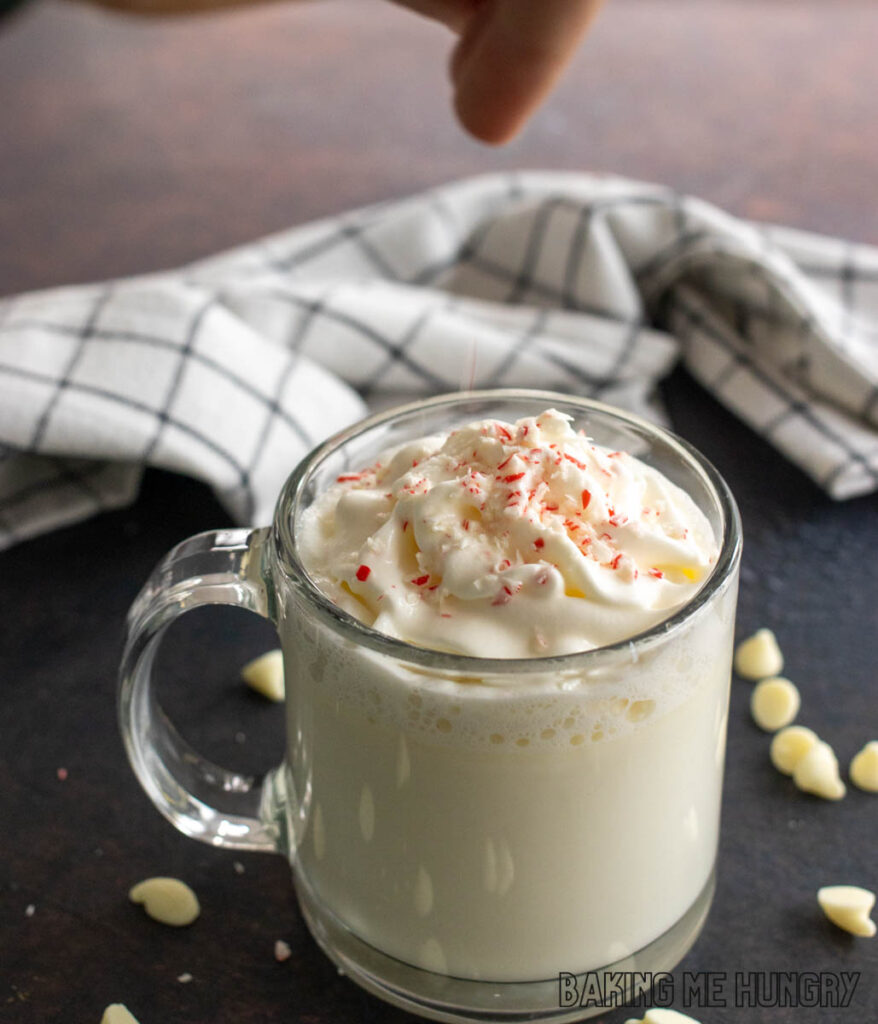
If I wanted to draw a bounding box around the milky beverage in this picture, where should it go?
[282,410,734,981]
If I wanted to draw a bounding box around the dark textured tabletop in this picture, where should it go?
[1,2,876,1022]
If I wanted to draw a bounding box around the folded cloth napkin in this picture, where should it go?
[1,171,877,550]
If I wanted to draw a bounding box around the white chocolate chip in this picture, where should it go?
[817,885,876,938]
[129,877,200,927]
[101,1006,141,1024]
[734,628,784,680]
[770,725,819,775]
[274,939,292,962]
[241,649,285,702]
[625,1009,703,1024]
[750,677,800,732]
[792,740,846,800]
[850,741,878,792]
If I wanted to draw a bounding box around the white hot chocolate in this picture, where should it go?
[283,409,734,981]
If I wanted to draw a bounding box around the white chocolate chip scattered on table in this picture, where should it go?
[850,741,878,792]
[792,740,846,800]
[770,726,819,775]
[750,677,800,732]
[274,939,292,962]
[625,1009,702,1024]
[129,877,200,927]
[101,1005,141,1024]
[817,885,876,937]
[241,649,285,702]
[734,628,784,680]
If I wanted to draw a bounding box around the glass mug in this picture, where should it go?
[119,389,741,1023]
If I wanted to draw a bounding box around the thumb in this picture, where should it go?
[451,0,605,144]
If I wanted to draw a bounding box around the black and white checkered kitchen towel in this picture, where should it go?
[1,172,877,550]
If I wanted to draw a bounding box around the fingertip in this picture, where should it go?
[449,0,605,145]
[453,89,524,146]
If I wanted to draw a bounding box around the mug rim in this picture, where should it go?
[273,389,742,675]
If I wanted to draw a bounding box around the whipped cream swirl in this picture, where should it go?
[298,410,718,657]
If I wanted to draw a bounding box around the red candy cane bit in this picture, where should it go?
[402,520,409,532]
[503,472,526,483]
[496,425,513,441]
[534,537,545,549]
[581,489,592,510]
[440,612,452,618]
[564,453,587,471]
[462,519,470,531]
[609,554,622,570]
[412,574,430,586]
[649,568,664,579]
[336,473,365,483]
[496,454,514,471]
[355,565,371,582]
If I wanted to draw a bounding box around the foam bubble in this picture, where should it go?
[284,581,735,752]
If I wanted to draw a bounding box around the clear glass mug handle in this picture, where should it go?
[119,527,285,853]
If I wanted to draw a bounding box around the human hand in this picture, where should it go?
[391,0,606,144]
[68,0,604,146]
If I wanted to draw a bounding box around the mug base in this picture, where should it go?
[292,865,716,1023]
